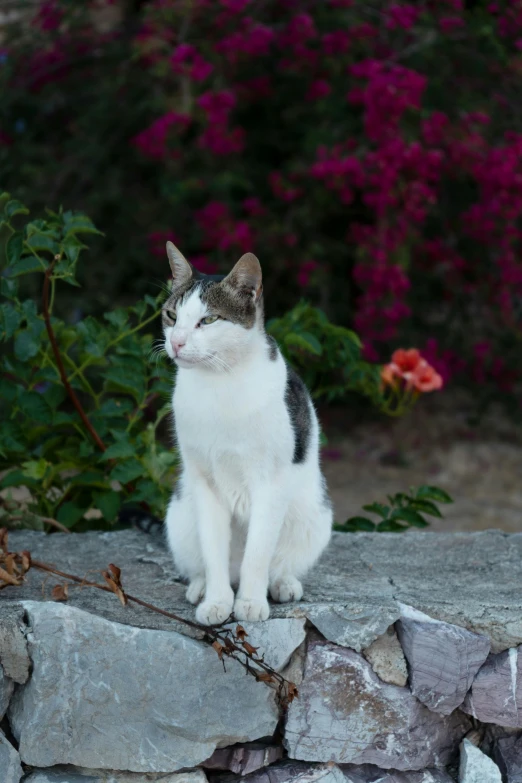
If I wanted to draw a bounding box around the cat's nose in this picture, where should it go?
[170,337,186,356]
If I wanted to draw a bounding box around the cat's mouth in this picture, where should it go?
[174,355,203,369]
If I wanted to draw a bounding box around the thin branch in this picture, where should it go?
[42,260,107,453]
[30,558,297,705]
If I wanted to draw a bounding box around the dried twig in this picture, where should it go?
[0,529,298,706]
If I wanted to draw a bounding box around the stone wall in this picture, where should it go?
[1,529,522,782]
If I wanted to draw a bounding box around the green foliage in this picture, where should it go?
[268,302,406,415]
[336,486,454,533]
[0,195,175,531]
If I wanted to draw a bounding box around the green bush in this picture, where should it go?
[1,195,401,532]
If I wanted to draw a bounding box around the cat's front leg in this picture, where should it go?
[191,471,234,626]
[234,480,286,622]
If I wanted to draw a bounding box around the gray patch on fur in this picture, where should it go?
[284,365,312,464]
[162,270,259,329]
[201,278,258,328]
[267,335,279,361]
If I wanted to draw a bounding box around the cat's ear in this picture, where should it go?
[166,242,193,286]
[225,252,263,301]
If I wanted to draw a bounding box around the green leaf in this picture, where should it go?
[0,469,39,489]
[131,479,157,504]
[1,276,19,299]
[104,309,129,329]
[93,490,121,522]
[4,199,29,219]
[408,499,443,518]
[21,459,49,480]
[63,213,102,235]
[104,366,146,404]
[62,235,86,264]
[341,516,376,532]
[416,485,453,504]
[68,471,110,488]
[101,439,135,461]
[377,520,408,532]
[390,508,429,528]
[0,303,22,340]
[6,233,23,266]
[362,502,390,519]
[110,459,143,484]
[14,329,40,360]
[43,384,66,410]
[18,391,52,423]
[284,332,323,356]
[56,502,86,528]
[7,256,47,277]
[25,233,59,255]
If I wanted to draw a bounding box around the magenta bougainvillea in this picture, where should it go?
[3,0,522,404]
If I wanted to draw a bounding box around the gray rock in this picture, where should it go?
[24,770,207,783]
[0,662,13,719]
[462,646,522,727]
[222,620,306,671]
[285,640,471,770]
[493,734,522,782]
[0,605,30,683]
[459,739,501,782]
[378,775,452,782]
[396,605,490,715]
[362,627,408,687]
[0,730,23,783]
[213,763,452,783]
[3,529,522,653]
[225,763,347,783]
[202,743,283,775]
[306,601,400,653]
[9,602,303,773]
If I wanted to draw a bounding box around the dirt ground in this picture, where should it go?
[319,392,522,533]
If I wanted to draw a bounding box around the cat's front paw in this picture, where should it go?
[234,597,270,622]
[186,577,205,605]
[196,599,233,626]
[269,576,303,603]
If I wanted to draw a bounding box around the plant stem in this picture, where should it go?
[42,262,107,453]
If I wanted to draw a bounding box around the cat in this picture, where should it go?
[163,241,332,624]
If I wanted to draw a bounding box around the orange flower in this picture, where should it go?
[391,348,421,373]
[381,348,443,393]
[410,359,443,392]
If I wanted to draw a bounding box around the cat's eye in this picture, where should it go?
[200,315,220,326]
[165,309,177,323]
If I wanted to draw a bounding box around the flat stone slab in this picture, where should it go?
[9,602,303,773]
[2,529,522,653]
[284,640,471,770]
[24,770,208,783]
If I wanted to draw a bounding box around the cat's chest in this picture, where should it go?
[172,369,289,456]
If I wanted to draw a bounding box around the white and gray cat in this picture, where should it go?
[163,241,332,624]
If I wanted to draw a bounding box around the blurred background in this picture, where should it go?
[2,0,522,532]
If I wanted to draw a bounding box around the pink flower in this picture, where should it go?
[131,112,191,159]
[198,89,236,122]
[386,4,420,30]
[32,1,63,31]
[170,44,213,83]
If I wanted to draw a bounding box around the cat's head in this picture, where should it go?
[162,242,264,371]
